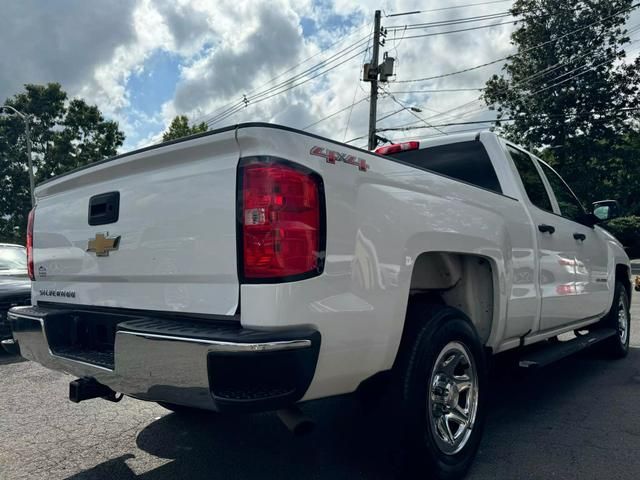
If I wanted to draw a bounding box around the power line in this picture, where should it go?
[526,43,640,97]
[199,29,371,126]
[378,41,640,133]
[387,125,498,143]
[445,37,640,125]
[386,24,640,129]
[205,39,370,127]
[208,46,368,128]
[387,19,518,41]
[390,88,485,93]
[303,96,369,131]
[375,107,406,123]
[394,1,640,84]
[191,23,372,126]
[385,0,513,18]
[386,51,634,133]
[349,4,640,145]
[204,36,370,126]
[386,11,513,31]
[376,107,640,132]
[386,91,448,134]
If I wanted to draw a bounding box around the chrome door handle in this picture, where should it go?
[538,224,555,234]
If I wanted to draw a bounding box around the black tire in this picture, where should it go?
[597,281,630,358]
[157,402,215,415]
[393,304,488,480]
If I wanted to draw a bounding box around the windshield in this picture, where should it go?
[0,246,27,271]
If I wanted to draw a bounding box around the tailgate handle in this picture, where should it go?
[88,191,120,226]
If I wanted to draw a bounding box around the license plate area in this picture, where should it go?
[44,311,140,369]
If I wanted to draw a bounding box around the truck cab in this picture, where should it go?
[378,132,628,351]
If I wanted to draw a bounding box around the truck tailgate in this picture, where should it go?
[32,129,240,316]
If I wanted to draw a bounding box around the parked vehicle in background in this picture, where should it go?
[0,244,30,343]
[8,125,632,479]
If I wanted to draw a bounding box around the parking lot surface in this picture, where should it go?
[1,295,639,480]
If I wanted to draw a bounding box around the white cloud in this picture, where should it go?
[2,0,638,151]
[0,0,136,102]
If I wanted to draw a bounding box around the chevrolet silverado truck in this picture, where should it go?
[8,124,632,479]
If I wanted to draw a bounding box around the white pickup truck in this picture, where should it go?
[8,124,632,479]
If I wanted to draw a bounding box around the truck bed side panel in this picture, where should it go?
[235,126,534,400]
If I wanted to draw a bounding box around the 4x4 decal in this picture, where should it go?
[310,146,370,172]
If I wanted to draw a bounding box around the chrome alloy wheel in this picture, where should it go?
[428,341,479,455]
[617,294,629,345]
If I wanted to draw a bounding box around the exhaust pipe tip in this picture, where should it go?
[277,406,315,436]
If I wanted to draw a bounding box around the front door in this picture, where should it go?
[537,161,611,321]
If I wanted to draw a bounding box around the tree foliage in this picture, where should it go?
[0,83,124,243]
[162,115,208,142]
[484,0,640,212]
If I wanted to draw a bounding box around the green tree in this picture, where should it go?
[0,83,124,243]
[483,0,640,209]
[162,115,208,142]
[603,215,640,258]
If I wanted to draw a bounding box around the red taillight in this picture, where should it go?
[27,208,35,281]
[240,159,323,280]
[374,141,420,156]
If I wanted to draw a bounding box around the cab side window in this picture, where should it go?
[389,141,502,194]
[507,146,553,212]
[538,161,586,223]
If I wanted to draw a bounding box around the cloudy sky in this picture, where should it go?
[2,0,638,151]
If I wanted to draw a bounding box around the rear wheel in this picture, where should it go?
[394,305,487,480]
[597,281,630,358]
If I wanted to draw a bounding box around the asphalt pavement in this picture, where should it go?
[1,295,639,480]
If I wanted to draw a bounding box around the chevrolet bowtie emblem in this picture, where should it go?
[87,233,121,257]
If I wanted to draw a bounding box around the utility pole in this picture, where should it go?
[24,116,35,207]
[367,10,382,151]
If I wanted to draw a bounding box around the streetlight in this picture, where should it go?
[0,105,35,207]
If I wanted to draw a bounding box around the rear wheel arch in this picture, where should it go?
[399,252,499,355]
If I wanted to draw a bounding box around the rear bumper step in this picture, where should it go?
[8,305,320,413]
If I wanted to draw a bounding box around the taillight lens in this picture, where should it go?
[27,207,35,281]
[240,159,324,280]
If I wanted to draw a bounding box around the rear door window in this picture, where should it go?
[507,146,554,212]
[388,141,502,194]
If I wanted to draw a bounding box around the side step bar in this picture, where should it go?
[519,328,617,368]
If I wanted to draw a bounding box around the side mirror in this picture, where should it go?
[592,200,619,222]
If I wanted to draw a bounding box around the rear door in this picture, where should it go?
[537,160,611,321]
[506,144,579,332]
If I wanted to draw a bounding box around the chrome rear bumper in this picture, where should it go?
[8,305,320,412]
